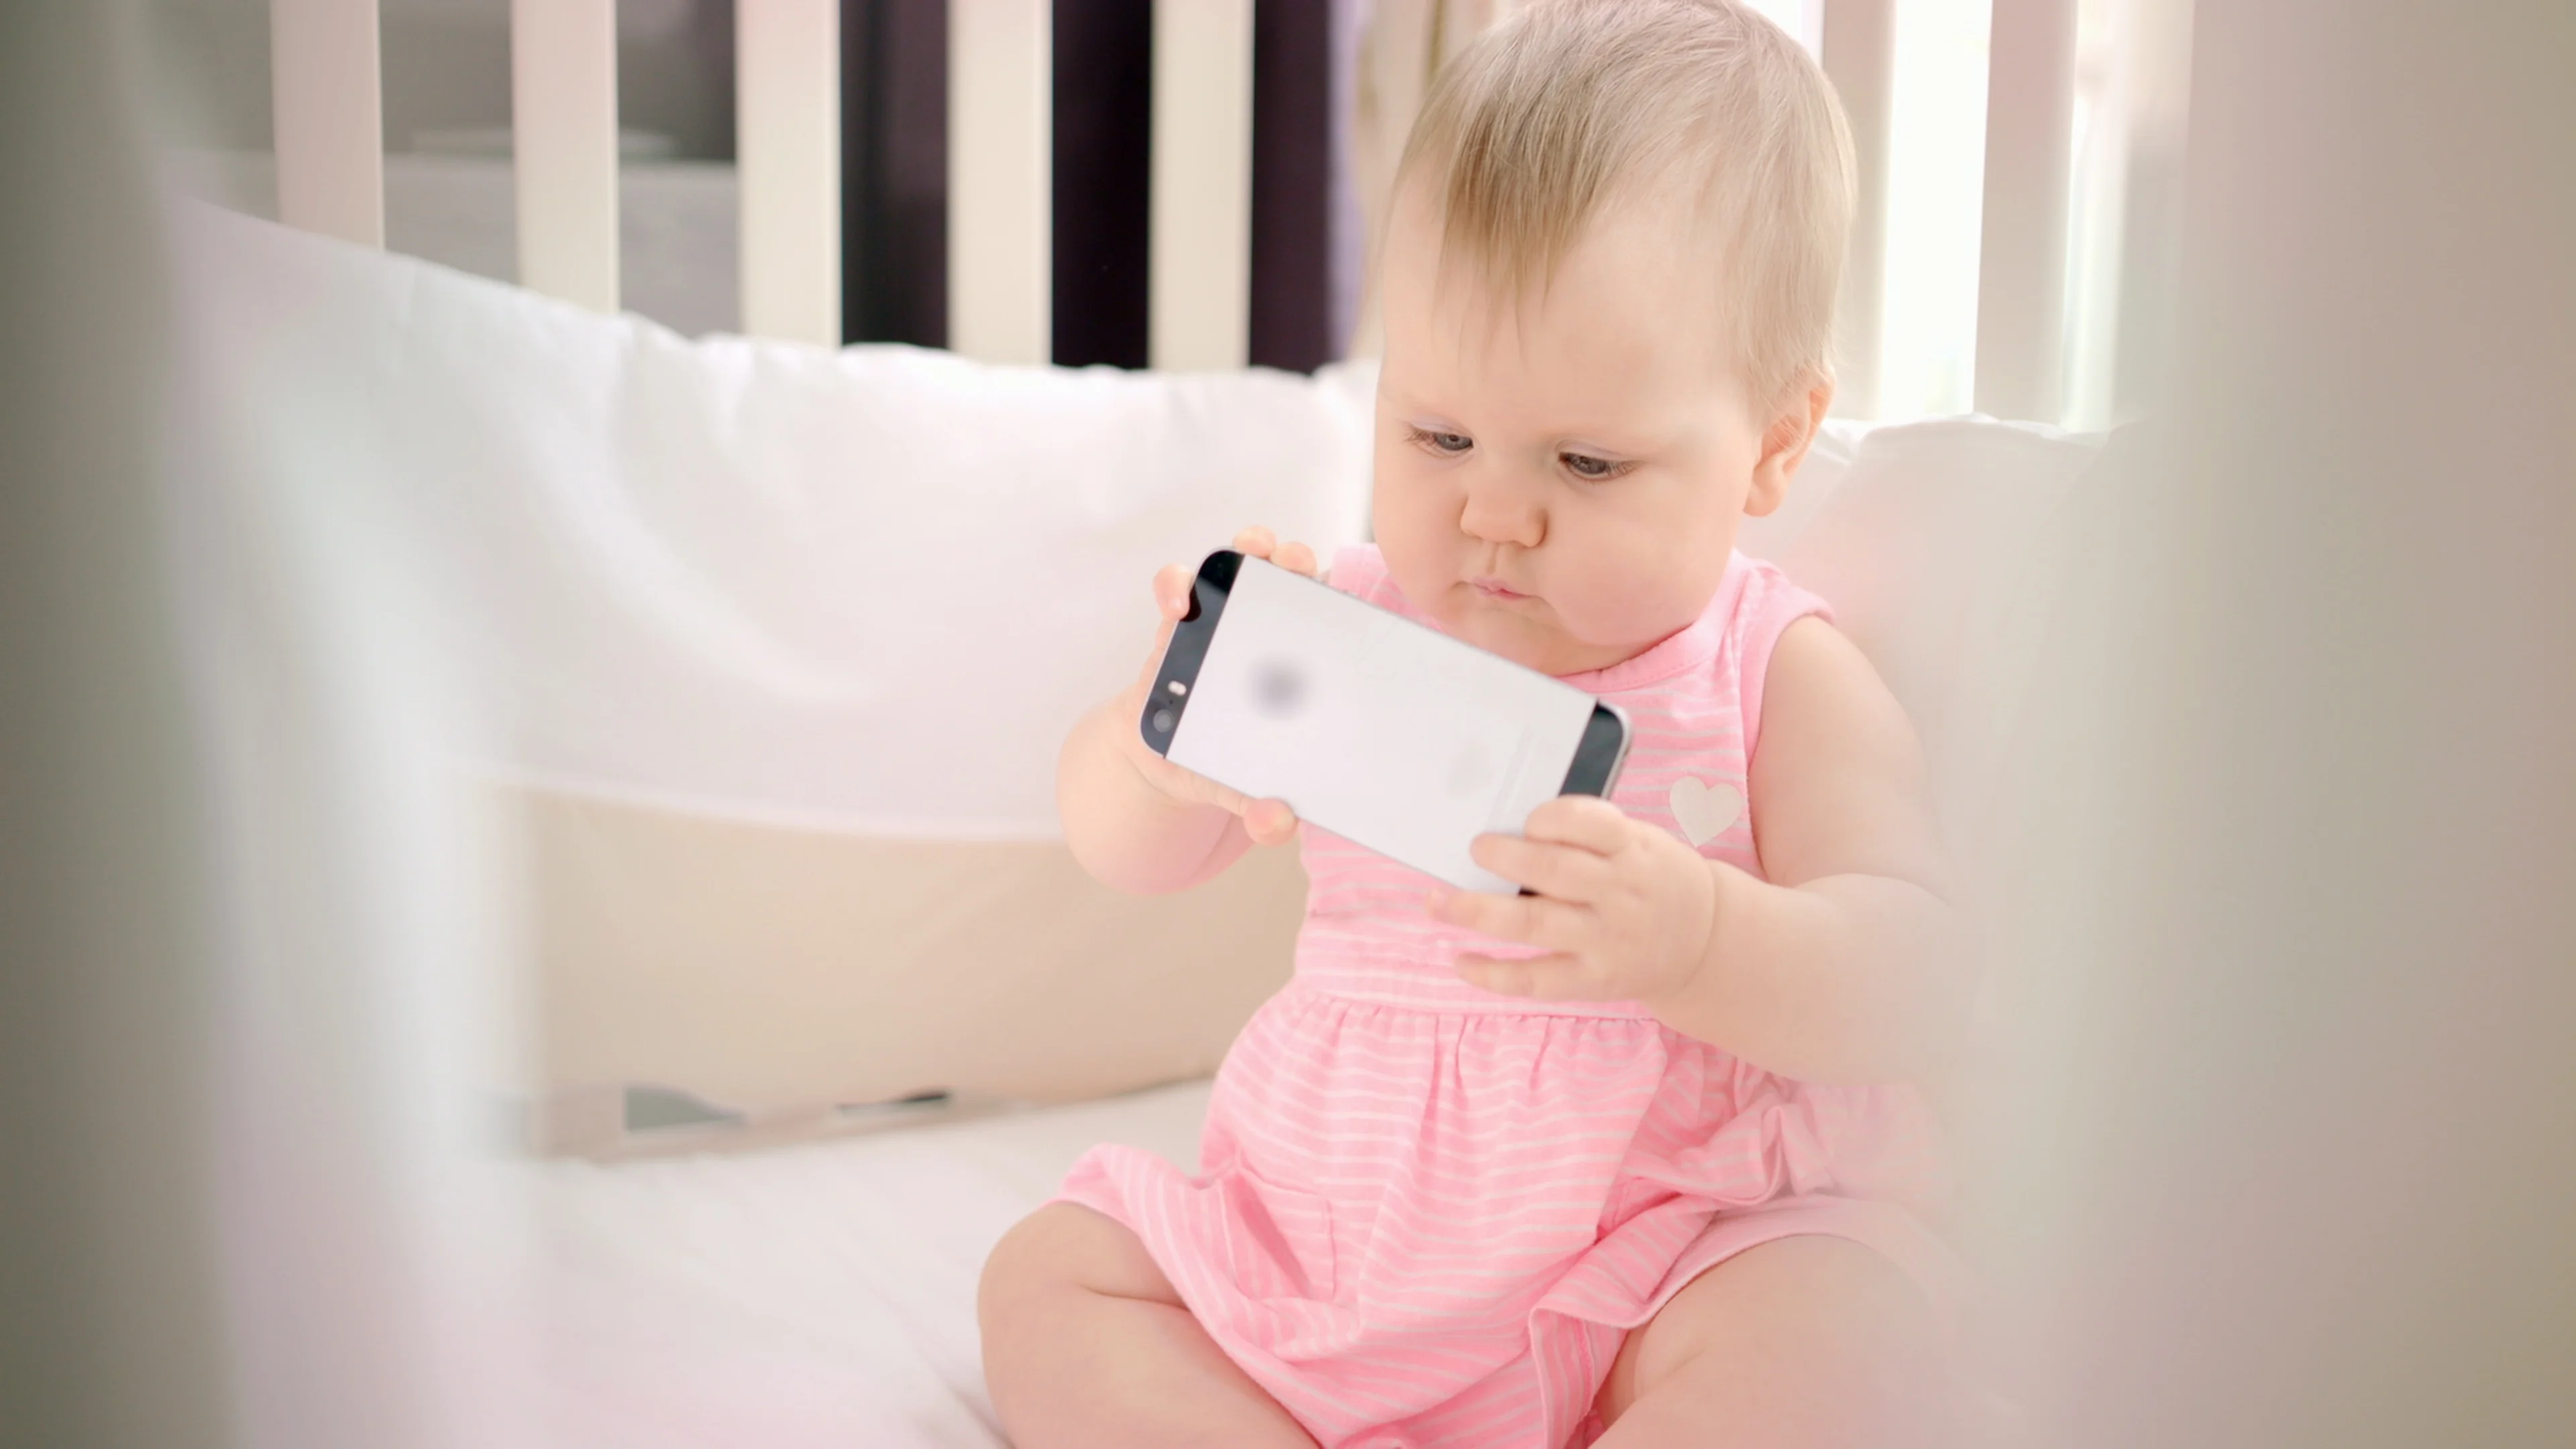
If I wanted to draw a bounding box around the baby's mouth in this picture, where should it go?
[1469,576,1532,602]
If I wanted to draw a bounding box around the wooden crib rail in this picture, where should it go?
[509,0,620,319]
[268,0,383,250]
[1820,0,1895,423]
[949,0,1053,364]
[1148,0,1256,372]
[740,0,845,347]
[1976,0,2080,425]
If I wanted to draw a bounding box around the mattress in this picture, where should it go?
[502,1078,1210,1448]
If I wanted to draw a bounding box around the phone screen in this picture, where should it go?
[1149,553,1619,893]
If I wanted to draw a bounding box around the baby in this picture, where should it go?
[981,3,1968,1445]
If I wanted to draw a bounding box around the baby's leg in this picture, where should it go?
[1591,1234,1948,1448]
[978,1201,1318,1449]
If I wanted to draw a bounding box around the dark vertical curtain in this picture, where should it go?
[841,0,950,349]
[1049,0,1153,368]
[1246,0,1333,373]
[840,0,1334,372]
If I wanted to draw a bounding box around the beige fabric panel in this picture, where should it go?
[523,788,1305,1117]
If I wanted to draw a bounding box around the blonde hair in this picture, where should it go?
[1395,0,1854,407]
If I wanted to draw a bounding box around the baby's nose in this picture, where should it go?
[1457,483,1544,547]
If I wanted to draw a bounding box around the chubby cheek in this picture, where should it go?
[1543,518,1733,647]
[1368,450,1465,598]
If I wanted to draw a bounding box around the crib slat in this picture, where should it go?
[949,0,1053,365]
[1148,0,1255,372]
[268,0,384,248]
[1820,0,1893,419]
[511,0,621,315]
[739,0,844,346]
[1975,0,2078,424]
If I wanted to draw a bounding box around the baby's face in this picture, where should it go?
[1372,189,1796,676]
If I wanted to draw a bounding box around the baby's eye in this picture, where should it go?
[1407,425,1474,457]
[1560,451,1632,482]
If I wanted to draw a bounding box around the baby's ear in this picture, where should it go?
[1745,372,1835,518]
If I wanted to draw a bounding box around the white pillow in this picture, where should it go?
[1746,417,2102,869]
[180,206,1377,837]
[1747,417,2104,1183]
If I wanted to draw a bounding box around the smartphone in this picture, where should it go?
[1140,549,1629,894]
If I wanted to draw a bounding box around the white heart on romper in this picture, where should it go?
[1668,777,1743,847]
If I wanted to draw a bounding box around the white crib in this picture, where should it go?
[199,5,2127,1444]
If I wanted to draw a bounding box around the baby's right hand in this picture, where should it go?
[1116,525,1322,847]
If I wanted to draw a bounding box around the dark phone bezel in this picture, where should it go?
[1558,702,1631,798]
[1139,549,1241,756]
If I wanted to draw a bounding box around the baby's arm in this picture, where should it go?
[1057,527,1313,896]
[1668,616,1972,1084]
[1432,616,1970,1086]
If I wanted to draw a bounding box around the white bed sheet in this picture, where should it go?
[508,1079,1210,1448]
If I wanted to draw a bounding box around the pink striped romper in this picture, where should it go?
[1054,544,1956,1448]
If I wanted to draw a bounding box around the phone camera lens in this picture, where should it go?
[1151,707,1176,733]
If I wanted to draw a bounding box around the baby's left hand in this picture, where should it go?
[1428,796,1718,1006]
